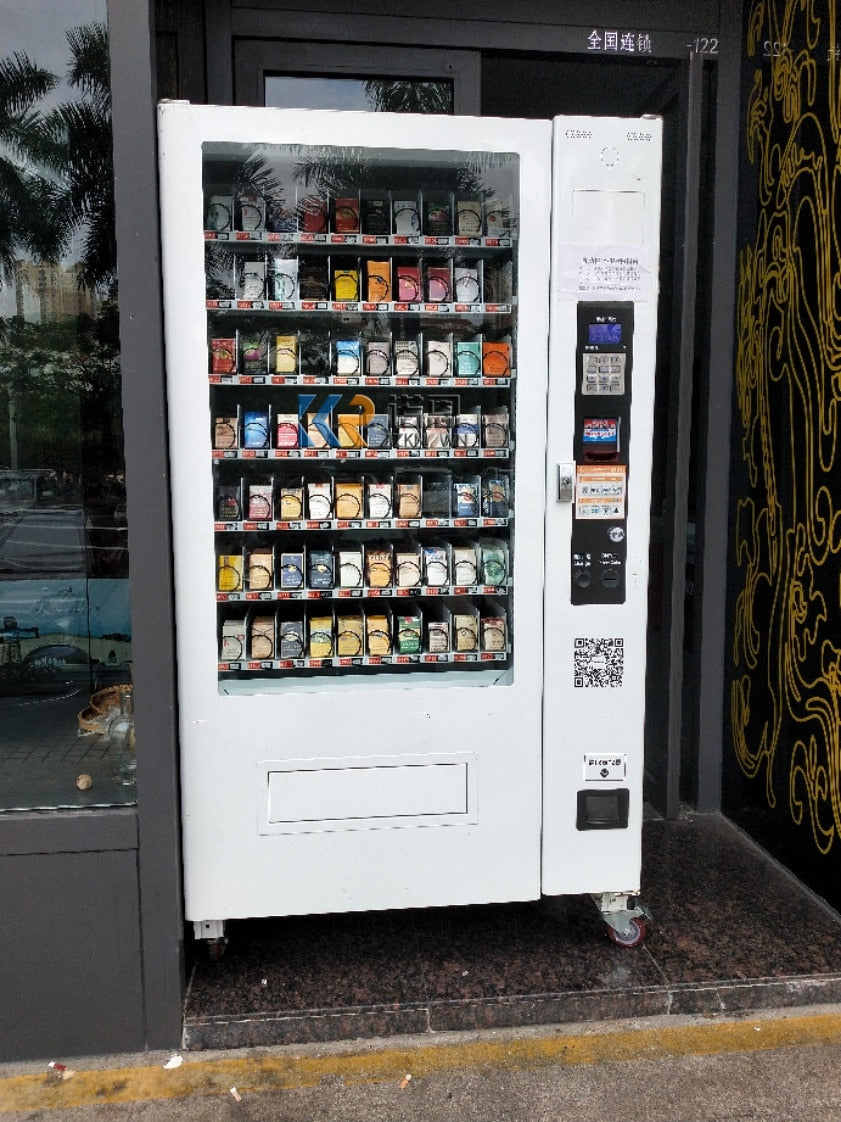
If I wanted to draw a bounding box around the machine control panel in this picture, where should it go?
[570,301,634,605]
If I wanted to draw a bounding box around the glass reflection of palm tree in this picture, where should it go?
[0,52,57,277]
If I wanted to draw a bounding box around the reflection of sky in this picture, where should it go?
[0,0,106,315]
[1,0,105,109]
[265,77,375,111]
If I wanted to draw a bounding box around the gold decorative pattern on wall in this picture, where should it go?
[733,0,841,854]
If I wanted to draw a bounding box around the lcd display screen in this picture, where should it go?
[588,322,622,345]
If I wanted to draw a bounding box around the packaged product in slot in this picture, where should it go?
[395,263,421,303]
[247,548,274,591]
[453,606,480,652]
[250,614,275,659]
[422,473,451,518]
[482,340,512,378]
[275,411,299,449]
[279,550,305,589]
[217,552,244,592]
[240,332,269,375]
[395,548,422,588]
[236,195,265,232]
[482,406,510,448]
[425,338,452,379]
[265,193,296,233]
[423,543,450,586]
[336,613,365,656]
[247,481,273,521]
[394,338,421,377]
[213,411,239,450]
[205,242,235,300]
[396,610,422,654]
[455,340,482,378]
[220,618,246,661]
[274,333,298,375]
[216,482,242,522]
[453,476,481,517]
[235,258,267,301]
[206,194,233,233]
[392,197,420,236]
[306,479,333,520]
[425,262,452,303]
[299,194,328,233]
[395,476,422,517]
[242,408,271,449]
[338,547,364,588]
[452,544,479,587]
[365,544,393,588]
[365,260,391,302]
[366,412,392,449]
[453,264,481,304]
[365,610,392,656]
[480,540,508,587]
[482,472,511,517]
[482,258,514,302]
[395,411,422,450]
[279,617,305,658]
[299,329,330,378]
[484,196,512,237]
[365,478,393,520]
[307,547,334,590]
[334,337,362,377]
[270,256,298,301]
[336,413,364,448]
[332,265,360,302]
[424,196,452,236]
[298,258,329,300]
[453,411,481,448]
[332,195,360,233]
[305,411,335,449]
[308,613,334,658]
[210,336,237,375]
[423,411,452,450]
[426,609,451,654]
[364,339,391,377]
[334,479,364,519]
[361,195,391,236]
[278,481,304,520]
[481,607,508,653]
[456,198,483,237]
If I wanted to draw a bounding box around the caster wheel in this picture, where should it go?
[207,937,228,961]
[606,917,647,948]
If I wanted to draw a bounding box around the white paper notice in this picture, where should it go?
[575,465,627,519]
[556,244,651,302]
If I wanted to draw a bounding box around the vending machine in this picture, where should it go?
[157,103,661,951]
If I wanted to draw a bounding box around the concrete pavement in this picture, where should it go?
[4,1005,841,1120]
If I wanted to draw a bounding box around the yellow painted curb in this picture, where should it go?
[4,1012,841,1112]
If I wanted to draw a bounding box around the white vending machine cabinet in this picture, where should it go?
[157,104,661,947]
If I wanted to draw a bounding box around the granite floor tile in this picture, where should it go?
[183,813,841,1051]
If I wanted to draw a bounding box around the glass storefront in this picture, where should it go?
[0,1,132,810]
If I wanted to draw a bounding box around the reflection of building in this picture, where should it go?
[14,260,99,321]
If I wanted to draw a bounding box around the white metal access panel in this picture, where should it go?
[157,103,553,932]
[541,117,663,942]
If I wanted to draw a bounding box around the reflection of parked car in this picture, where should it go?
[0,469,61,511]
[0,504,128,580]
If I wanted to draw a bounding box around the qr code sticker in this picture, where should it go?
[574,637,624,688]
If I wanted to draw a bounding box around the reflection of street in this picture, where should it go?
[0,689,135,810]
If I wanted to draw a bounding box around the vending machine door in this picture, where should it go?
[158,104,551,924]
[542,116,663,901]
